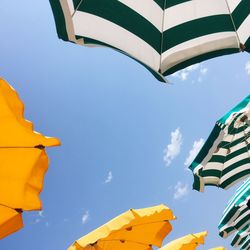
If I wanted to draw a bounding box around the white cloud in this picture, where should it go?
[171,63,208,82]
[245,61,250,75]
[184,138,204,167]
[104,171,113,184]
[82,211,89,225]
[172,63,200,81]
[173,182,189,200]
[163,128,183,166]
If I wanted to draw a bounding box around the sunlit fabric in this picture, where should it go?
[159,231,207,250]
[0,205,23,239]
[50,0,249,82]
[189,95,250,192]
[219,178,250,238]
[0,78,60,238]
[68,204,175,250]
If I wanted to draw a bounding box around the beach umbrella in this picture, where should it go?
[0,205,23,239]
[68,204,175,250]
[219,178,250,238]
[49,0,249,82]
[0,78,60,237]
[159,231,207,250]
[189,95,250,192]
[231,225,250,248]
[240,237,250,250]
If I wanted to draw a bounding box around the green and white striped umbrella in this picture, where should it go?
[240,237,250,250]
[189,95,250,192]
[218,178,250,238]
[49,0,250,82]
[231,225,250,248]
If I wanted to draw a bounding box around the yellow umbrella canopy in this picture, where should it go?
[0,205,23,239]
[68,204,175,250]
[159,231,207,250]
[0,78,60,210]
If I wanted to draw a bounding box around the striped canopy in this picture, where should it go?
[49,0,250,82]
[189,95,250,192]
[218,178,250,238]
[231,225,250,249]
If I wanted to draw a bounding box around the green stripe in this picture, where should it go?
[77,36,166,82]
[189,124,221,171]
[165,0,191,8]
[209,147,250,164]
[232,0,250,29]
[153,0,165,9]
[163,48,238,76]
[163,15,235,51]
[219,133,250,149]
[220,169,250,189]
[245,37,250,53]
[49,0,69,41]
[73,0,82,8]
[201,169,221,178]
[77,0,162,53]
[219,95,250,124]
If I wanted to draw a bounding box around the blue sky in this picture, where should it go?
[0,1,250,249]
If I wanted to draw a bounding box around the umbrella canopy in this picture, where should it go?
[189,95,250,192]
[68,204,175,250]
[231,225,250,248]
[0,78,60,237]
[159,231,207,250]
[240,237,250,250]
[0,205,23,239]
[219,178,250,238]
[49,0,250,82]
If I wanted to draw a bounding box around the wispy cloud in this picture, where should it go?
[82,211,90,225]
[245,61,250,75]
[184,138,204,167]
[173,182,189,200]
[104,171,113,184]
[171,63,208,82]
[163,128,183,166]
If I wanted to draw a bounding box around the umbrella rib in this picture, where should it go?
[224,0,242,51]
[72,0,84,17]
[98,238,153,247]
[218,119,242,183]
[159,0,167,73]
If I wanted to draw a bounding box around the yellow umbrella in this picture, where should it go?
[0,78,60,237]
[0,205,23,239]
[160,231,207,250]
[68,204,175,250]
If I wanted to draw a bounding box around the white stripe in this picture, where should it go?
[227,0,242,12]
[161,32,238,72]
[220,163,250,185]
[164,0,230,31]
[72,12,160,71]
[237,16,250,44]
[119,0,163,31]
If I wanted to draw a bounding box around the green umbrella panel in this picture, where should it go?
[218,178,250,238]
[231,225,250,248]
[189,95,250,192]
[49,0,249,82]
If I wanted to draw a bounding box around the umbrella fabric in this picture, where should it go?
[0,205,23,239]
[159,231,207,250]
[240,237,250,250]
[0,78,60,239]
[219,178,250,238]
[68,204,175,250]
[231,225,250,248]
[189,95,250,192]
[49,0,250,82]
